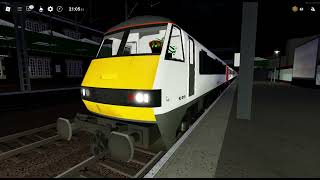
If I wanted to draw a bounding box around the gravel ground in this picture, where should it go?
[0,132,92,178]
[0,129,161,178]
[134,150,153,164]
[102,157,143,177]
[93,163,127,178]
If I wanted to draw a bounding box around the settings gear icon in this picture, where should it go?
[47,6,53,12]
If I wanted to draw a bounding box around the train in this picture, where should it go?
[57,16,237,162]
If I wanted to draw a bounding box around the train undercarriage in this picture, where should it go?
[56,80,233,162]
[57,113,163,162]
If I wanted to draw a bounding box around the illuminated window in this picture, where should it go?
[65,59,83,77]
[28,56,51,78]
[41,24,47,32]
[0,58,6,79]
[25,20,47,32]
[34,23,40,32]
[25,20,32,31]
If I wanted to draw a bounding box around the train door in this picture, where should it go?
[188,37,195,96]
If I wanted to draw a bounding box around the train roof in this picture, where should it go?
[105,16,174,34]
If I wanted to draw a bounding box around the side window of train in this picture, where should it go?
[189,38,194,64]
[199,50,225,74]
[165,26,184,62]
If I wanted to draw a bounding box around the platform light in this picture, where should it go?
[274,50,280,55]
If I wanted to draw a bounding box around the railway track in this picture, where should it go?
[56,148,164,178]
[0,121,165,178]
[0,126,91,178]
[0,123,60,161]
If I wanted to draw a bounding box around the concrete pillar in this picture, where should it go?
[13,3,31,91]
[237,2,258,120]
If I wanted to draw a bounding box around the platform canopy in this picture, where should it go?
[0,23,100,58]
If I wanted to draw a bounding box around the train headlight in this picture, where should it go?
[81,87,90,97]
[81,88,86,96]
[134,92,150,103]
[85,89,90,97]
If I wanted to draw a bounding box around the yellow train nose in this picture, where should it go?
[81,55,161,122]
[82,100,156,122]
[81,55,160,90]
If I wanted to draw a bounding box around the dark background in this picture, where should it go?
[4,0,320,59]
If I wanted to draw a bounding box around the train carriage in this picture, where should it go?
[57,16,237,162]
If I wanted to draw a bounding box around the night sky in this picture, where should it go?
[20,0,320,58]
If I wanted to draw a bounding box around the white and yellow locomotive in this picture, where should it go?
[57,16,236,162]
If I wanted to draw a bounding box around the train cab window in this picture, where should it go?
[123,25,167,55]
[165,26,184,62]
[97,25,167,58]
[97,32,124,58]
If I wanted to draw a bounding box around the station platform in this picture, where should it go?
[145,81,320,178]
[145,80,237,178]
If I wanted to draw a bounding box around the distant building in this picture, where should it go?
[0,8,103,93]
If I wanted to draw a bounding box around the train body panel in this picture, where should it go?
[82,55,160,90]
[153,25,228,115]
[81,55,161,121]
[82,99,156,122]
